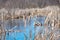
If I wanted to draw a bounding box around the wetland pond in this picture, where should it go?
[4,16,46,40]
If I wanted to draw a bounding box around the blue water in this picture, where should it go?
[5,16,46,40]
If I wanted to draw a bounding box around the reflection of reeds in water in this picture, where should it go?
[24,33,28,40]
[34,33,43,40]
[34,17,60,40]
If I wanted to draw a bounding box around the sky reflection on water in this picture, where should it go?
[5,16,46,40]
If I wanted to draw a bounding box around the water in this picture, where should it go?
[5,16,46,40]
